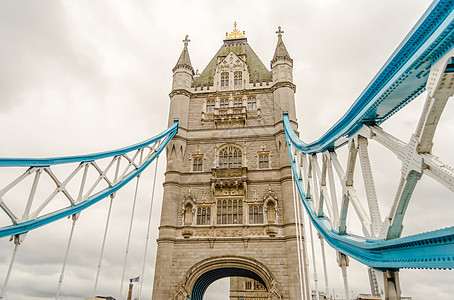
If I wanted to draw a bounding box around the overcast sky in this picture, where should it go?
[1,0,453,299]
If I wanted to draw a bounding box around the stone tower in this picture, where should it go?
[152,24,302,300]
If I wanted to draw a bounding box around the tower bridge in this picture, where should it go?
[1,1,454,300]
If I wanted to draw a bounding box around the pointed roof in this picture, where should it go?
[193,38,272,87]
[173,35,194,74]
[271,26,292,65]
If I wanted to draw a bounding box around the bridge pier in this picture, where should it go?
[383,270,401,300]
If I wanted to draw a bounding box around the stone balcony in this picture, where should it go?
[211,167,248,196]
[213,106,247,128]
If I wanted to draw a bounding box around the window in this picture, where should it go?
[219,146,242,169]
[258,154,269,169]
[220,99,228,109]
[233,98,241,107]
[249,205,264,224]
[217,199,243,224]
[206,100,215,113]
[245,281,252,290]
[247,97,257,110]
[221,72,229,87]
[197,207,211,225]
[234,71,242,86]
[193,157,202,171]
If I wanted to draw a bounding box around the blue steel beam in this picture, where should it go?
[0,121,178,167]
[0,121,178,238]
[291,0,454,153]
[284,115,454,270]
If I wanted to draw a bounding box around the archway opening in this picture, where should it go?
[191,267,267,300]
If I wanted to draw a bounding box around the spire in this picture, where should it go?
[173,35,194,74]
[271,26,292,65]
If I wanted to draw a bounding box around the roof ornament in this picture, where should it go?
[276,26,284,39]
[225,22,246,40]
[183,34,191,47]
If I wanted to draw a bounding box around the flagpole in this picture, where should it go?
[127,280,133,300]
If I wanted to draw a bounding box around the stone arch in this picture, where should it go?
[179,255,282,300]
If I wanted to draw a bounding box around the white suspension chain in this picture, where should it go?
[119,174,141,298]
[309,219,320,300]
[93,156,122,298]
[138,155,159,299]
[92,195,115,299]
[0,235,21,299]
[291,156,305,300]
[318,233,330,298]
[55,214,78,299]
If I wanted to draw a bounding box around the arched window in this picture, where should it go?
[221,72,229,87]
[193,157,202,171]
[234,71,242,86]
[249,205,263,224]
[206,100,215,112]
[258,154,269,169]
[219,146,242,169]
[197,206,211,225]
[217,199,243,224]
[220,99,228,109]
[247,97,257,110]
[233,98,241,107]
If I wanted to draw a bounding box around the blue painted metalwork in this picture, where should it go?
[0,121,178,238]
[291,0,454,153]
[191,268,266,300]
[284,115,454,270]
[0,121,178,167]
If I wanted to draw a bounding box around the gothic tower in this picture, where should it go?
[152,24,303,300]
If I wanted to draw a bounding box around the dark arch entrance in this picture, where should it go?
[191,267,267,300]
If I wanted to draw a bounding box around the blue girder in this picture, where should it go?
[0,121,178,238]
[294,0,454,153]
[0,121,178,167]
[282,0,454,271]
[284,114,454,270]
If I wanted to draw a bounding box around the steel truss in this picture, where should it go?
[0,121,178,239]
[284,1,454,298]
[284,48,454,271]
[284,54,454,298]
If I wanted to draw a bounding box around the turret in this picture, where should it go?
[271,26,296,122]
[271,26,293,83]
[172,35,194,91]
[169,35,194,128]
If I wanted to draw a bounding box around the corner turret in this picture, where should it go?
[271,26,293,83]
[169,35,193,129]
[271,27,296,123]
[172,35,194,91]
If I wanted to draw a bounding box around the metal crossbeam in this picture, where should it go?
[0,121,178,238]
[283,43,454,269]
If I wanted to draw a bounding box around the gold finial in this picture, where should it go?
[225,22,246,40]
[276,26,284,38]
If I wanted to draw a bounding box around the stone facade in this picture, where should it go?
[152,26,303,300]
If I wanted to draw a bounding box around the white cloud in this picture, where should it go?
[1,0,452,299]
